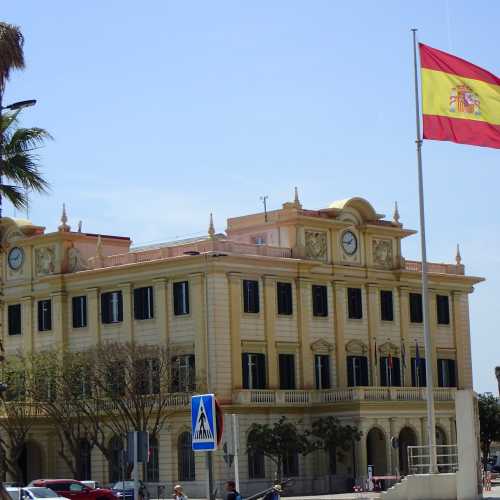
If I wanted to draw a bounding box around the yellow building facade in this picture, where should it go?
[0,193,483,496]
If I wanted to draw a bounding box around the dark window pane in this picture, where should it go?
[437,359,456,387]
[78,439,92,481]
[409,293,423,323]
[277,282,293,315]
[283,451,299,477]
[108,436,123,483]
[347,356,368,387]
[315,354,331,390]
[243,280,259,313]
[8,304,21,336]
[72,296,87,328]
[134,286,154,320]
[174,281,190,315]
[436,295,450,325]
[347,288,362,319]
[379,357,401,387]
[242,353,266,389]
[380,290,394,321]
[279,354,296,390]
[101,291,123,324]
[312,285,328,317]
[411,357,427,387]
[146,436,159,482]
[248,448,265,479]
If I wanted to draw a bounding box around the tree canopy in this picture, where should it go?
[478,392,500,467]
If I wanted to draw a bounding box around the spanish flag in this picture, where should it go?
[420,43,500,149]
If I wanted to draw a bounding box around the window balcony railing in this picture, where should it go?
[232,387,456,406]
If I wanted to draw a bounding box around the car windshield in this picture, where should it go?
[112,482,134,490]
[26,488,59,498]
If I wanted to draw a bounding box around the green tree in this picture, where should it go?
[478,393,500,468]
[246,416,315,480]
[0,22,50,211]
[311,416,361,474]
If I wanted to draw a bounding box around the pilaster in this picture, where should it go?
[398,287,411,385]
[153,278,169,345]
[389,418,396,475]
[86,287,101,345]
[50,291,67,350]
[120,282,133,343]
[452,291,473,388]
[228,273,243,390]
[367,284,378,386]
[428,290,438,387]
[21,296,33,354]
[296,277,314,388]
[263,275,278,389]
[190,273,208,390]
[333,281,347,387]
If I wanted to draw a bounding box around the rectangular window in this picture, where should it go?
[347,288,362,319]
[106,365,125,397]
[380,290,394,321]
[436,295,450,325]
[314,354,331,390]
[379,356,401,387]
[277,282,293,315]
[248,449,265,479]
[346,356,369,386]
[173,281,190,316]
[171,354,195,392]
[242,353,266,389]
[278,354,296,390]
[72,296,87,328]
[8,304,21,336]
[437,359,456,387]
[411,357,427,387]
[101,291,123,324]
[409,293,423,323]
[38,299,52,331]
[312,285,328,317]
[243,280,259,313]
[134,286,154,320]
[135,358,161,395]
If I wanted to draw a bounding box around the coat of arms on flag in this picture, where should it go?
[450,85,480,115]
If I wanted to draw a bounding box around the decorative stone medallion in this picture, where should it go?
[305,230,327,261]
[372,238,393,268]
[35,246,56,275]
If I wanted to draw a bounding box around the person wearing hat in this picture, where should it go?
[263,484,282,500]
[172,484,188,500]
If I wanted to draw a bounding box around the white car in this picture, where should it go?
[6,487,67,500]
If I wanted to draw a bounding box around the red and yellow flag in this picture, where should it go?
[420,43,500,149]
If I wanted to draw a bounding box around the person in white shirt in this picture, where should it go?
[172,484,188,500]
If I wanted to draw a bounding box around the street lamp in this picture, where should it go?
[0,98,37,218]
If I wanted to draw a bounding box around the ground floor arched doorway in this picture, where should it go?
[18,441,43,484]
[398,427,417,476]
[366,428,387,476]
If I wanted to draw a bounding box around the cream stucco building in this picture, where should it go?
[0,192,483,496]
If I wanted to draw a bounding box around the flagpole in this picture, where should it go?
[411,28,438,474]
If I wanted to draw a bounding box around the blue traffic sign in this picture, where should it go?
[191,394,217,451]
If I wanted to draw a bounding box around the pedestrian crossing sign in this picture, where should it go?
[191,394,217,451]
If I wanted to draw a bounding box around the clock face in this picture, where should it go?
[341,230,358,256]
[8,247,24,270]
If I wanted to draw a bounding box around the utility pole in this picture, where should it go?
[260,195,268,222]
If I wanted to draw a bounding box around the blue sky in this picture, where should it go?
[3,1,499,394]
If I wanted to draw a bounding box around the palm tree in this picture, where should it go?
[1,111,51,210]
[0,21,50,213]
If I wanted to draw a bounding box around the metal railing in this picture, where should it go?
[407,444,458,474]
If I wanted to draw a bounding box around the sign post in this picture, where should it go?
[192,394,219,500]
[232,414,240,492]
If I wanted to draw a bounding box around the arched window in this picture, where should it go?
[78,439,92,480]
[178,432,195,481]
[146,436,159,482]
[109,435,123,483]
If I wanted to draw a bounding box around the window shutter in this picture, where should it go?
[242,354,249,389]
[448,359,456,387]
[82,296,88,327]
[437,295,450,325]
[437,359,444,387]
[37,301,43,331]
[420,359,427,386]
[253,281,260,313]
[188,355,196,391]
[184,282,190,314]
[380,291,394,321]
[117,292,123,322]
[148,287,154,318]
[360,356,369,386]
[348,288,362,319]
[380,358,388,387]
[410,293,423,323]
[256,354,266,389]
[411,358,417,386]
[171,356,180,392]
[72,297,79,328]
[134,288,141,319]
[46,301,52,330]
[347,356,354,387]
[393,357,401,386]
[321,355,331,389]
[101,293,110,323]
[279,354,295,390]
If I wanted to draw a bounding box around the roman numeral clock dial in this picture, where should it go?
[341,230,358,256]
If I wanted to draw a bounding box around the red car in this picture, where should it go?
[29,480,118,500]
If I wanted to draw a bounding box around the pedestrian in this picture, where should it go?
[224,480,241,500]
[172,484,188,500]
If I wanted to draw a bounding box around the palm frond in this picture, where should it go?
[1,153,50,194]
[0,184,27,209]
[0,23,25,88]
[0,111,20,135]
[5,127,53,154]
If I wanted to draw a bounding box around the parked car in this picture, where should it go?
[6,487,67,500]
[111,481,149,500]
[28,481,118,500]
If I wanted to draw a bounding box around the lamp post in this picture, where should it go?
[0,97,37,218]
